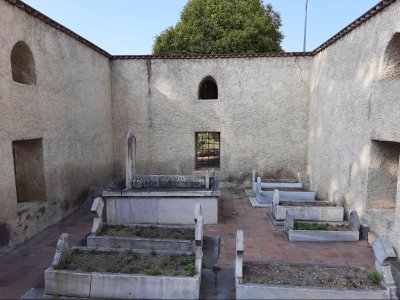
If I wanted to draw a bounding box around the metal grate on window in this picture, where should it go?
[195,132,220,169]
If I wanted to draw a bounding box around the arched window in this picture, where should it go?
[382,33,400,79]
[11,41,36,85]
[198,76,218,99]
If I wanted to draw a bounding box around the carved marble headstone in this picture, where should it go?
[126,131,136,189]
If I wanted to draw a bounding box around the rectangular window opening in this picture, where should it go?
[12,138,46,203]
[195,132,220,169]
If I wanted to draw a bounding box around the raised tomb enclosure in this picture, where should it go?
[102,132,220,225]
[45,204,204,299]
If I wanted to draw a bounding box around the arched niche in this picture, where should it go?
[11,41,36,85]
[198,76,218,100]
[382,33,400,79]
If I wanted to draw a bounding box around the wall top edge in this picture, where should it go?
[5,0,397,59]
[112,52,314,60]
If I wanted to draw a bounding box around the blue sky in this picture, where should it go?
[23,0,379,55]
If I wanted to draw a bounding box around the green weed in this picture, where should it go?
[54,258,71,270]
[185,262,196,276]
[368,270,383,285]
[145,267,161,276]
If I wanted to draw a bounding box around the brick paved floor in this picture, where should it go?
[204,189,375,269]
[0,201,92,299]
[0,188,375,299]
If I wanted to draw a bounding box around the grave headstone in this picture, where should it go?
[51,233,71,266]
[125,131,136,189]
[349,210,360,231]
[296,172,301,183]
[91,197,104,218]
[372,235,397,265]
[333,191,345,206]
[359,224,370,240]
[272,189,280,206]
[284,211,294,233]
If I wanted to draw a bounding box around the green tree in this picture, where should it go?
[153,0,283,54]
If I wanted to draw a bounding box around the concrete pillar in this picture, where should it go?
[126,131,136,189]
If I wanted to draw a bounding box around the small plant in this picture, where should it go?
[150,250,157,256]
[368,270,383,285]
[106,266,122,273]
[131,226,144,236]
[185,261,196,276]
[54,258,71,270]
[115,224,125,231]
[145,267,161,276]
[149,224,157,230]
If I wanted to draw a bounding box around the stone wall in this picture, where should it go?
[307,1,400,254]
[0,1,114,252]
[111,56,312,186]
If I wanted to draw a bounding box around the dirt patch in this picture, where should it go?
[100,224,194,240]
[262,188,304,191]
[280,201,335,207]
[243,262,382,290]
[294,221,351,231]
[55,249,196,276]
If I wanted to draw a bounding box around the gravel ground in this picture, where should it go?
[293,221,351,231]
[99,224,194,240]
[55,250,196,276]
[243,262,382,290]
[280,201,336,207]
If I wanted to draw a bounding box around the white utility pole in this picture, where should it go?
[303,0,309,52]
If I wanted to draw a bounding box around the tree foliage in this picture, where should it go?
[152,0,283,54]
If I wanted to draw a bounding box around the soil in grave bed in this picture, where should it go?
[294,221,351,231]
[54,250,196,276]
[280,201,335,207]
[261,188,305,191]
[243,262,383,290]
[99,224,194,240]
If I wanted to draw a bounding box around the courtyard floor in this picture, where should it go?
[0,188,384,299]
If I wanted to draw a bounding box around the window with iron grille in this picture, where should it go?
[195,132,220,169]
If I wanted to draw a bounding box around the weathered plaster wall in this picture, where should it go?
[308,1,400,254]
[0,1,114,252]
[111,56,312,186]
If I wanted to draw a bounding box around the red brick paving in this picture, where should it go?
[204,189,375,269]
[0,189,375,299]
[0,201,92,299]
